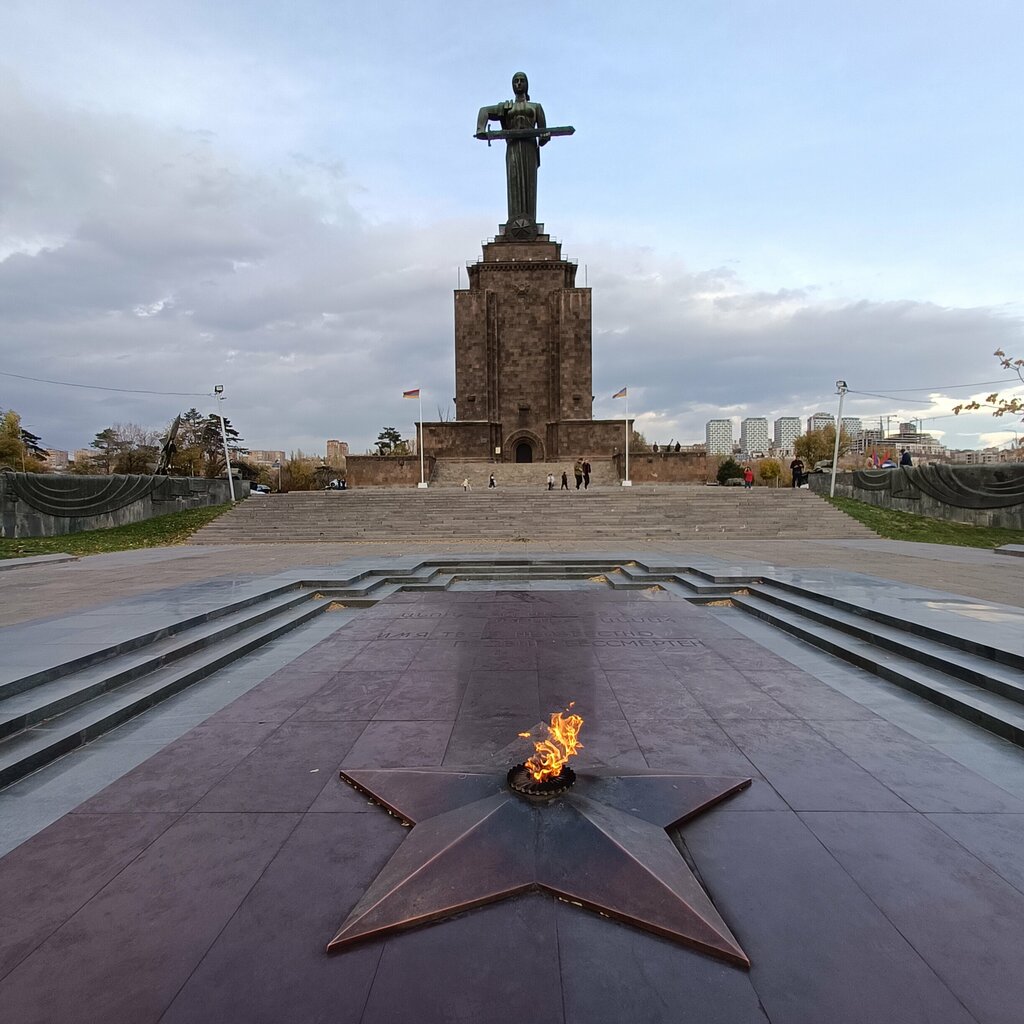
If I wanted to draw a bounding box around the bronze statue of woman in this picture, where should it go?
[476,72,550,229]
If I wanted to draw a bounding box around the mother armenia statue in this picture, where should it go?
[475,72,574,238]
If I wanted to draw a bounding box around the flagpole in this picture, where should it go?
[623,389,632,487]
[417,390,427,488]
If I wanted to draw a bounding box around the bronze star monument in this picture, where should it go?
[327,765,752,966]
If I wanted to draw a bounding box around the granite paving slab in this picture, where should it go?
[925,812,1024,895]
[685,809,976,1024]
[802,810,1024,1024]
[0,812,301,1024]
[3,578,1024,1021]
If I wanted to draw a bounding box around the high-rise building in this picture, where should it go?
[807,412,835,433]
[326,440,349,465]
[705,419,734,456]
[840,417,862,439]
[44,449,69,470]
[739,417,770,456]
[773,417,801,448]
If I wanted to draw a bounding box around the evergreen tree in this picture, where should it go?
[716,456,745,485]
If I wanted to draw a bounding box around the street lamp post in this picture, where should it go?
[829,380,848,498]
[213,385,235,502]
[272,459,282,492]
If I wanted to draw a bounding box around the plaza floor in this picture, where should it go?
[1,540,1023,1023]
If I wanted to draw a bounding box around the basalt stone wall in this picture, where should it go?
[0,473,235,538]
[549,420,631,464]
[808,464,1024,529]
[345,456,437,488]
[614,451,710,484]
[420,421,494,460]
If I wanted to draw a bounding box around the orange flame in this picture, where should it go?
[523,704,584,782]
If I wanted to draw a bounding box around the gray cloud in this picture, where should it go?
[2,76,1021,458]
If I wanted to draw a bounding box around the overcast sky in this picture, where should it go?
[2,0,1022,456]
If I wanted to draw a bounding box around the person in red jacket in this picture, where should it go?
[743,466,754,489]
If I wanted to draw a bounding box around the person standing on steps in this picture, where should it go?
[561,470,569,490]
[790,457,804,488]
[573,458,584,490]
[462,477,471,491]
[488,473,497,488]
[582,458,591,490]
[546,472,555,490]
[743,466,754,490]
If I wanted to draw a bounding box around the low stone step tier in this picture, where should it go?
[3,555,1022,793]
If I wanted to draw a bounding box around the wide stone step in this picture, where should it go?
[0,591,315,738]
[749,584,1024,694]
[731,593,1024,746]
[193,487,873,544]
[0,599,329,789]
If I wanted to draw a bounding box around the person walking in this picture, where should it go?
[488,473,496,488]
[561,471,569,490]
[462,477,471,491]
[743,466,754,490]
[573,458,584,490]
[546,472,555,490]
[582,458,592,490]
[900,448,913,466]
[790,457,804,488]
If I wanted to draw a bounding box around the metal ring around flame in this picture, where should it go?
[507,763,576,799]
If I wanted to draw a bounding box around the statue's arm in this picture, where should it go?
[536,103,550,146]
[475,102,508,137]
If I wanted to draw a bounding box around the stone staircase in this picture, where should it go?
[0,586,336,789]
[4,555,1022,793]
[725,578,1024,747]
[431,458,619,489]
[192,487,875,544]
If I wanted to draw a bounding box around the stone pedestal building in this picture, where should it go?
[420,227,628,464]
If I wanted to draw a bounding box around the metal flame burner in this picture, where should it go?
[507,763,576,799]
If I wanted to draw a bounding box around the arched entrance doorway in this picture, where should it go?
[515,441,533,463]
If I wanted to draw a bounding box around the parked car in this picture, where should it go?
[249,483,270,495]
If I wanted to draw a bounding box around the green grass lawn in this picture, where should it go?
[827,496,1024,549]
[0,503,232,560]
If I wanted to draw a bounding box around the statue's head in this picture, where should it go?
[512,72,529,99]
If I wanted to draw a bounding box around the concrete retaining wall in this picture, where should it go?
[0,473,236,538]
[808,464,1024,529]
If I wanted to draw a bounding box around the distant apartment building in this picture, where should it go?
[840,417,862,439]
[246,449,286,467]
[71,446,97,466]
[705,419,734,456]
[739,417,770,457]
[773,417,801,450]
[948,447,1021,465]
[326,440,349,466]
[807,412,835,433]
[44,449,69,470]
